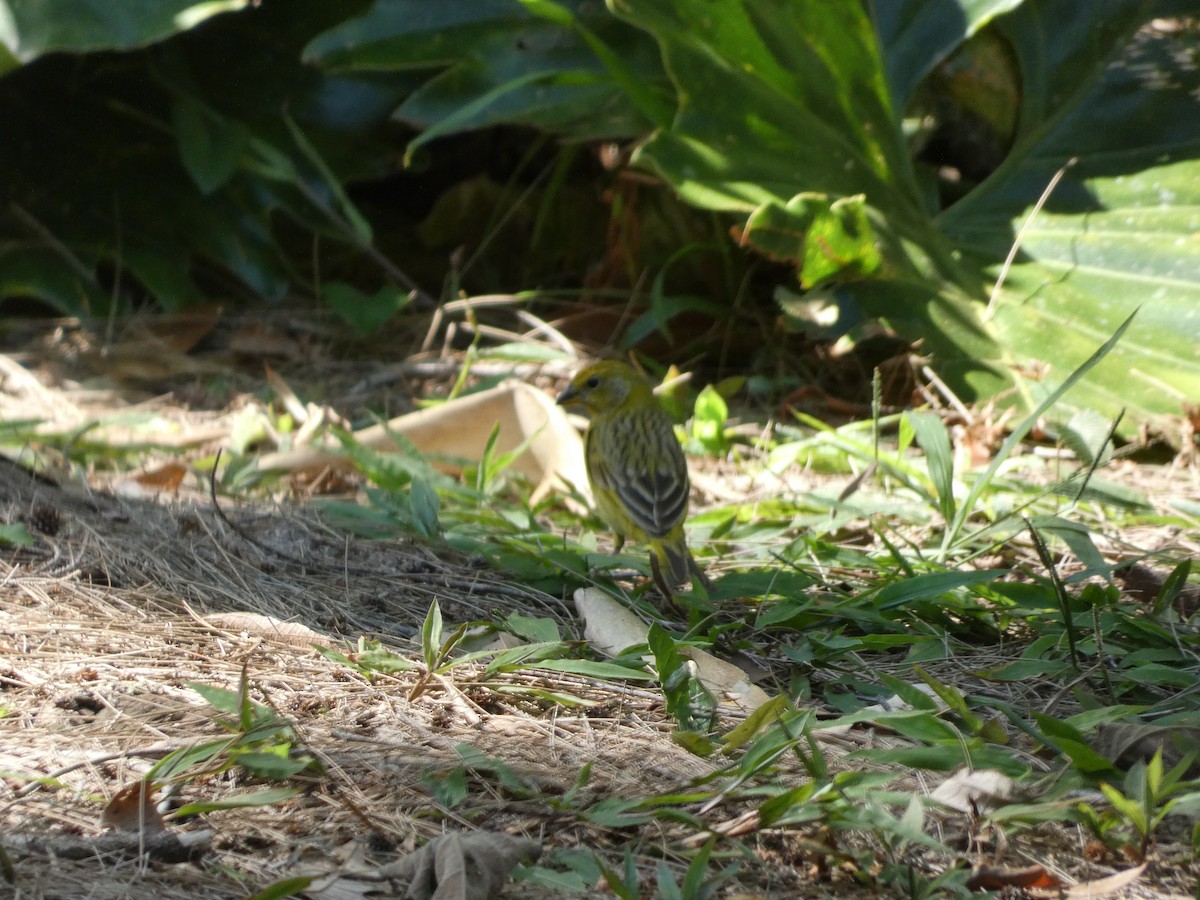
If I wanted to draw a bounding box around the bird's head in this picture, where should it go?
[556,360,654,417]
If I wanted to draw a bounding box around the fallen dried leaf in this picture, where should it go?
[1029,862,1146,899]
[573,588,770,711]
[202,612,332,648]
[378,831,541,900]
[967,864,1061,891]
[931,768,1016,814]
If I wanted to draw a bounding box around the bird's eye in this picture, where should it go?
[584,375,601,389]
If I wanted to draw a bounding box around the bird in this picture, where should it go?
[556,360,709,597]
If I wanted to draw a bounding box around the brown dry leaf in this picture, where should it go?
[228,321,303,360]
[257,381,587,506]
[930,768,1016,814]
[967,864,1062,892]
[573,588,770,711]
[100,780,166,834]
[1029,862,1147,899]
[133,463,188,494]
[85,309,224,382]
[377,831,541,900]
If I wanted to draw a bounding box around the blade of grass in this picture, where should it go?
[1025,517,1080,671]
[907,411,956,524]
[941,310,1137,557]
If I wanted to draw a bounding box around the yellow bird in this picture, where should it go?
[557,360,708,597]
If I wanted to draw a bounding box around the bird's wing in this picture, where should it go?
[590,414,688,539]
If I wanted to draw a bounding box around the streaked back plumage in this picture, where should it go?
[557,361,694,588]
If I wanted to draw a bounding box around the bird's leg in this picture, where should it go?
[650,553,675,601]
[612,534,625,554]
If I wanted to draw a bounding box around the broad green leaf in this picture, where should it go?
[305,0,666,140]
[875,0,1025,111]
[0,0,251,63]
[874,568,1006,610]
[611,0,1200,436]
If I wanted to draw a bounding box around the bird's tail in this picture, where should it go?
[652,533,711,596]
[658,539,692,588]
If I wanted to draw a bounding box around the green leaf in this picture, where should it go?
[305,0,666,141]
[906,411,956,523]
[173,786,301,817]
[0,523,35,546]
[1,0,251,63]
[409,476,441,537]
[874,568,1006,610]
[532,659,655,681]
[502,613,561,644]
[420,599,444,666]
[234,752,313,779]
[244,877,314,900]
[321,282,411,336]
[172,95,247,194]
[741,193,883,287]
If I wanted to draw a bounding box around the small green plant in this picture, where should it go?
[142,668,314,818]
[686,384,732,456]
[1076,750,1200,859]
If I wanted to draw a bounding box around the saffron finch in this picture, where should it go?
[557,360,707,597]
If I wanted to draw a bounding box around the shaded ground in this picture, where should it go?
[1,313,1198,898]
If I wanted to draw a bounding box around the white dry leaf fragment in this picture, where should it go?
[573,587,648,657]
[684,648,771,712]
[931,768,1016,814]
[256,380,588,506]
[573,588,770,711]
[377,831,542,900]
[202,612,332,648]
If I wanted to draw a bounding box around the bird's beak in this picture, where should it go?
[556,385,578,407]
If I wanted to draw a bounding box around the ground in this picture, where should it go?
[0,311,1197,899]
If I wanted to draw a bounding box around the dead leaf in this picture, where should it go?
[228,321,303,360]
[135,463,188,493]
[257,381,587,506]
[930,768,1016,814]
[573,588,770,711]
[967,864,1062,891]
[1029,863,1146,899]
[202,612,332,649]
[378,831,541,900]
[100,779,166,834]
[573,587,648,657]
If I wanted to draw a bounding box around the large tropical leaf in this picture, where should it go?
[609,0,1200,436]
[0,0,250,70]
[304,0,669,143]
